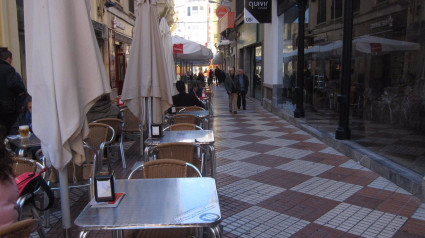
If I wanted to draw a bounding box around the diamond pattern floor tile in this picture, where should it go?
[217,148,260,160]
[222,206,309,238]
[219,179,286,205]
[291,177,363,202]
[266,147,314,160]
[251,131,288,138]
[315,203,407,237]
[215,138,253,148]
[217,161,270,178]
[368,177,411,195]
[276,160,334,176]
[258,138,299,147]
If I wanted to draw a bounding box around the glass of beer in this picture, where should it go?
[19,125,30,138]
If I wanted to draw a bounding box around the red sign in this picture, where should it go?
[173,44,183,54]
[370,43,382,53]
[219,12,235,33]
[216,6,230,18]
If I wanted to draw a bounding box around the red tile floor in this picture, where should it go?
[39,85,425,237]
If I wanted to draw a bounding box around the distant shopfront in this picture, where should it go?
[279,1,425,175]
[108,16,132,95]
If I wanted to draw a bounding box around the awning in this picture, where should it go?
[353,35,420,53]
[283,36,420,60]
[172,36,213,65]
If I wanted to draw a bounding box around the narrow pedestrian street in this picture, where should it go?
[212,85,425,238]
[42,84,425,238]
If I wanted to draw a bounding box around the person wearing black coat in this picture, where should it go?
[0,49,27,134]
[236,68,249,110]
[172,81,205,109]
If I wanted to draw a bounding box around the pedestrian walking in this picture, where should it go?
[214,67,220,86]
[237,68,249,110]
[0,49,27,134]
[208,69,214,87]
[224,68,240,114]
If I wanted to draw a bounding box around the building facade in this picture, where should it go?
[0,0,175,97]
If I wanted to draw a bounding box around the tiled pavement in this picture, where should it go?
[40,85,425,237]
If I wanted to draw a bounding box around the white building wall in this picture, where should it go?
[263,0,284,106]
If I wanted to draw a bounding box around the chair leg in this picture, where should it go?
[120,136,126,168]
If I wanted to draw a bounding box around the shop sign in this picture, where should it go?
[113,16,126,30]
[244,0,272,24]
[370,16,393,29]
[216,6,230,18]
[219,12,235,33]
[370,43,382,53]
[217,40,230,46]
[173,44,183,54]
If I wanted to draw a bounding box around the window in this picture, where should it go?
[317,0,327,24]
[192,6,198,16]
[331,0,342,19]
[129,0,134,14]
[187,6,191,16]
[200,6,204,11]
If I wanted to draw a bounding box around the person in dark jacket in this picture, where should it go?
[224,68,240,114]
[172,81,205,108]
[0,49,27,134]
[10,96,32,135]
[236,68,250,110]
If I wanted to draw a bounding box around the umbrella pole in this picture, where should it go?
[58,166,72,237]
[148,97,152,138]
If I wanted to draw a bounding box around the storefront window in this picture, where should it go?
[283,0,425,175]
[254,46,262,100]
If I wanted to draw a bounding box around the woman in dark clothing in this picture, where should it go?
[172,81,205,108]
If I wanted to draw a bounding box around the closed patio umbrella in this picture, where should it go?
[24,0,111,233]
[121,0,173,135]
[159,17,177,95]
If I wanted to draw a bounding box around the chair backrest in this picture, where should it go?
[0,219,34,238]
[94,118,123,141]
[12,157,44,177]
[156,142,201,171]
[181,106,205,112]
[172,114,198,125]
[127,159,201,179]
[86,123,114,150]
[120,108,141,132]
[167,123,197,131]
[175,106,185,112]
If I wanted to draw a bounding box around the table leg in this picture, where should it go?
[79,231,89,238]
[144,146,150,163]
[112,230,123,238]
[208,145,216,178]
[210,225,221,238]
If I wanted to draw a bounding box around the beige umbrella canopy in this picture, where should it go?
[121,0,173,126]
[24,0,111,231]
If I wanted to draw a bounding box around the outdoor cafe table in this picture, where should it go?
[5,133,41,157]
[144,130,216,178]
[74,178,222,238]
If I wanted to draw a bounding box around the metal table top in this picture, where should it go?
[6,133,41,149]
[177,110,209,118]
[145,130,214,146]
[74,178,221,230]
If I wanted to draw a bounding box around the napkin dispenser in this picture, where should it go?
[171,105,177,114]
[151,123,163,138]
[94,172,116,202]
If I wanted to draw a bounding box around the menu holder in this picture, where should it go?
[90,192,125,208]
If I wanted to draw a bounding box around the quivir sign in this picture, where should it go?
[244,0,272,23]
